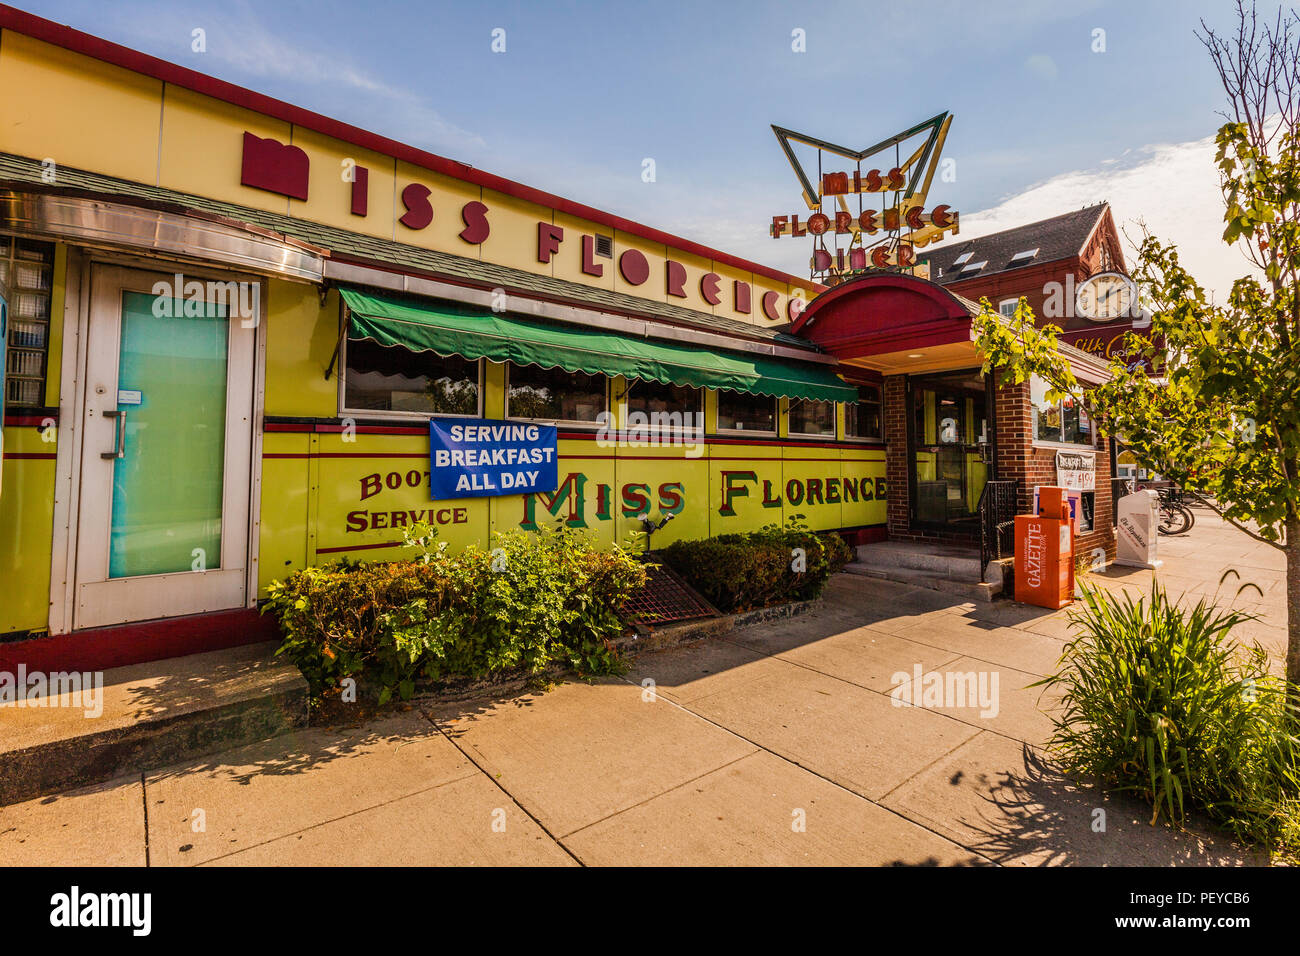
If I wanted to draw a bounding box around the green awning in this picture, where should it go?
[340,286,857,403]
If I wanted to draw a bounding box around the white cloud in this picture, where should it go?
[956,131,1262,301]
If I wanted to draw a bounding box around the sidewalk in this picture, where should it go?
[0,508,1279,866]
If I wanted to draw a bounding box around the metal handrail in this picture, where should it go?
[978,479,1019,578]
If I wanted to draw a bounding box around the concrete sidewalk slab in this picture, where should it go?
[564,749,986,866]
[0,641,307,805]
[889,614,1068,679]
[202,775,574,867]
[623,637,777,704]
[881,731,1265,866]
[0,775,146,866]
[683,658,980,800]
[426,679,757,837]
[770,628,964,693]
[906,657,1058,746]
[146,710,471,866]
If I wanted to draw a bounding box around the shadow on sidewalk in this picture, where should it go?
[957,744,1266,866]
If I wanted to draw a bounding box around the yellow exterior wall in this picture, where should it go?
[0,32,160,183]
[252,291,886,594]
[0,237,67,633]
[0,28,805,327]
[0,425,56,632]
[264,282,340,419]
[0,29,859,628]
[279,435,886,593]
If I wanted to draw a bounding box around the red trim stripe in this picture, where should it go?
[0,4,815,292]
[263,422,885,451]
[316,541,404,555]
[2,452,58,460]
[263,451,884,463]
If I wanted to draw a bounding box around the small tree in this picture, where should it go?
[973,0,1300,693]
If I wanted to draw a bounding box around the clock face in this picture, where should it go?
[1076,272,1135,323]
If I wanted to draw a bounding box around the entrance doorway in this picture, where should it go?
[906,368,991,531]
[71,265,257,629]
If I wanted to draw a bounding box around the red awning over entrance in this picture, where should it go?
[790,273,982,374]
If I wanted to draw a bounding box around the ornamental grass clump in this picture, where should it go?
[263,522,645,703]
[1036,578,1300,849]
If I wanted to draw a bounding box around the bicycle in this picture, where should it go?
[1156,486,1194,535]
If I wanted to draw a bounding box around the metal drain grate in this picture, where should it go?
[625,560,718,626]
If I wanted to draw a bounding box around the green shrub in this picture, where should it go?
[659,522,849,613]
[821,531,856,573]
[263,523,645,701]
[1036,579,1300,848]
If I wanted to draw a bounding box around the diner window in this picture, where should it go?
[625,379,703,428]
[1031,376,1092,445]
[506,363,607,424]
[998,298,1018,318]
[344,338,480,415]
[789,397,836,437]
[2,237,55,409]
[844,385,883,440]
[716,389,777,433]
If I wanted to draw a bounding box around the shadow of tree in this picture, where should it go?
[953,743,1267,866]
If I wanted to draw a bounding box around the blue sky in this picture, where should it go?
[18,0,1249,289]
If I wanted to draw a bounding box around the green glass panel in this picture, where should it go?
[109,291,227,578]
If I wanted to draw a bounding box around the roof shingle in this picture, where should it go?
[918,203,1108,286]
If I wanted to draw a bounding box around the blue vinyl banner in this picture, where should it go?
[428,418,559,500]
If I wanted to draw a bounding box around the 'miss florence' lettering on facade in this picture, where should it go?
[343,470,883,534]
[237,132,789,320]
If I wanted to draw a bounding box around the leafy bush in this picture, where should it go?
[659,522,850,613]
[263,523,645,701]
[821,531,856,573]
[1036,579,1300,847]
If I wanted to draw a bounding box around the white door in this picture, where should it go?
[73,265,256,629]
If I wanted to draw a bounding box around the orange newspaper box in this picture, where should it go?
[1015,487,1074,609]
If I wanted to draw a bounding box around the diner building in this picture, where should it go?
[0,8,1115,672]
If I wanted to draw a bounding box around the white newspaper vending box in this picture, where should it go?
[1116,489,1162,569]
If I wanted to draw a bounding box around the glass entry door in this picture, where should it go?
[909,369,990,529]
[73,265,256,629]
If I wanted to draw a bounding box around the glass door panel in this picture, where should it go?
[109,291,229,577]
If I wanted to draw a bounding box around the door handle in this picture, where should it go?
[101,409,126,459]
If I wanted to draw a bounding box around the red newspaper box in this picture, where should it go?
[1015,486,1074,609]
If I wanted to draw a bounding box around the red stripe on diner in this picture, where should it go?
[264,422,428,436]
[0,5,814,291]
[316,541,403,554]
[3,415,58,427]
[262,423,884,452]
[2,452,58,460]
[262,451,883,463]
[0,608,278,672]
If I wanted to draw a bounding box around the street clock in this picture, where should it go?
[1075,271,1136,323]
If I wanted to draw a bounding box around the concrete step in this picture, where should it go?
[855,541,983,578]
[842,560,1002,602]
[0,641,307,805]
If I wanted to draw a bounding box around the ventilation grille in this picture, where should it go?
[624,560,718,626]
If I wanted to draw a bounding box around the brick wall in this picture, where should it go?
[880,369,1117,565]
[992,370,1116,565]
[883,374,910,538]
